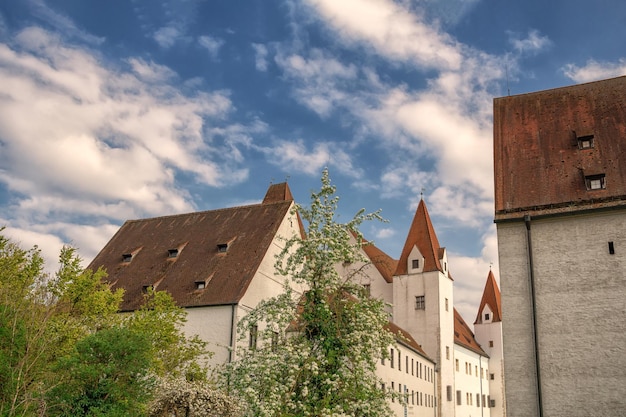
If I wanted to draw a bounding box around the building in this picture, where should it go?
[494,76,626,417]
[90,183,504,417]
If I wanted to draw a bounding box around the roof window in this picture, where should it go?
[122,253,133,263]
[195,280,206,290]
[217,243,228,253]
[577,135,594,149]
[168,248,179,258]
[142,285,153,293]
[585,174,606,190]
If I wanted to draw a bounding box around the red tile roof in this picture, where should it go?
[454,309,487,357]
[360,237,397,283]
[474,269,502,324]
[88,183,295,311]
[385,322,432,361]
[494,76,626,221]
[395,199,445,275]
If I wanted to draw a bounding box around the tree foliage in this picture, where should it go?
[0,230,224,416]
[221,169,397,417]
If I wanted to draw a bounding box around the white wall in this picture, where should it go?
[474,318,506,417]
[453,344,490,417]
[498,209,626,417]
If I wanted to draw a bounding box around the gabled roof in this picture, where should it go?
[386,322,432,362]
[454,309,488,357]
[474,269,502,324]
[88,183,295,311]
[395,199,444,275]
[360,237,397,283]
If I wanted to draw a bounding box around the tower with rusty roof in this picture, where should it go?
[494,76,626,417]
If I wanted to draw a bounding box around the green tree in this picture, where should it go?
[46,327,154,417]
[221,169,397,417]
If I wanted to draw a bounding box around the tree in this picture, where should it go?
[46,327,154,417]
[149,378,240,417]
[221,169,397,417]
[0,231,216,416]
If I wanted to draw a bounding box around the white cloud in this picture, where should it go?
[153,26,182,48]
[0,26,255,263]
[304,0,463,70]
[563,58,626,83]
[27,0,105,45]
[374,227,395,239]
[508,29,551,55]
[252,43,269,71]
[198,35,224,59]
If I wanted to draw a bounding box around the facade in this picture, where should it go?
[90,183,505,416]
[494,76,626,417]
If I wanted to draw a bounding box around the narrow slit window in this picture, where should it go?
[609,241,615,255]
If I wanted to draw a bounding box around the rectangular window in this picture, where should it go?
[577,134,594,149]
[398,350,401,371]
[411,358,414,375]
[490,399,496,407]
[249,325,258,350]
[477,394,481,407]
[490,373,495,380]
[446,385,453,401]
[217,243,228,252]
[415,295,425,310]
[271,331,278,352]
[445,297,449,311]
[489,340,494,347]
[446,346,450,360]
[390,348,394,368]
[122,253,133,262]
[484,313,490,320]
[482,395,486,408]
[585,174,606,190]
[412,259,419,269]
[362,283,371,297]
[195,280,206,289]
[456,390,462,406]
[475,365,478,376]
[609,241,615,254]
[406,356,409,373]
[455,359,459,371]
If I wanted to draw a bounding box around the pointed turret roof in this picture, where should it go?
[395,199,444,275]
[474,269,502,324]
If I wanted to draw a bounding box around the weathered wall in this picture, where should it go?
[497,209,626,417]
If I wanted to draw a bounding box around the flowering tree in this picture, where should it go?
[221,169,397,417]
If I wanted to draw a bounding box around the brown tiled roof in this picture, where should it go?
[385,322,432,361]
[360,237,397,283]
[395,199,444,275]
[88,183,294,311]
[474,269,502,324]
[454,309,487,357]
[494,76,626,221]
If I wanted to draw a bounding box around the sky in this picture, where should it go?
[1,0,625,325]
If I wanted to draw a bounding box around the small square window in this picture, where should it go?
[412,259,419,269]
[577,135,594,149]
[585,174,606,190]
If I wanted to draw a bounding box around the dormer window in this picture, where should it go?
[122,253,133,263]
[142,285,153,293]
[412,259,419,269]
[485,313,490,321]
[168,248,179,258]
[195,280,206,290]
[577,135,594,149]
[585,174,606,190]
[217,243,228,253]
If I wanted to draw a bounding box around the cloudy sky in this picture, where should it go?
[1,0,625,324]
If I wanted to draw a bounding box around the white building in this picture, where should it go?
[90,183,505,416]
[494,76,626,417]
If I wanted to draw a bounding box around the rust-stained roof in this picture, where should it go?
[360,237,397,283]
[474,269,502,324]
[494,76,626,221]
[454,309,487,357]
[395,199,445,275]
[385,322,432,361]
[88,183,295,311]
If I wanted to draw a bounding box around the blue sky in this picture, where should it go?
[1,0,625,323]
